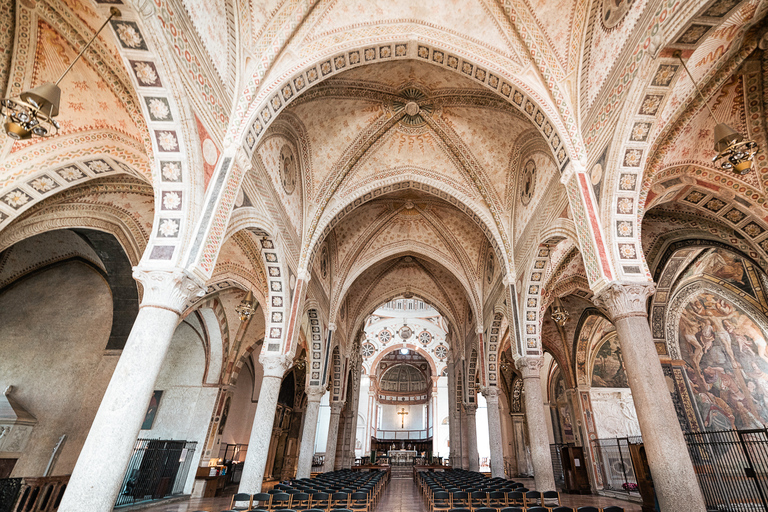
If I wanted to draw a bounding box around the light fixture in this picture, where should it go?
[235,290,256,322]
[1,7,121,140]
[676,51,758,175]
[550,296,569,327]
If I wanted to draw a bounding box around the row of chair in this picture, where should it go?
[442,508,624,512]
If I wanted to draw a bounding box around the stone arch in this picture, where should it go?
[330,346,343,403]
[485,312,504,388]
[367,343,439,381]
[306,308,326,387]
[197,304,227,385]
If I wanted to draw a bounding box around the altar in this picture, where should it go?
[387,449,418,463]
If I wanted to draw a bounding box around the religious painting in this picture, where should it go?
[320,245,329,280]
[141,390,163,430]
[280,145,297,194]
[217,396,231,435]
[591,336,629,388]
[678,291,768,430]
[520,159,536,206]
[682,248,755,297]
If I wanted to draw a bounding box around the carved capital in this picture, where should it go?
[305,386,325,402]
[296,268,311,282]
[463,402,478,413]
[328,323,337,332]
[476,325,484,334]
[133,268,205,314]
[480,386,500,403]
[515,355,543,379]
[593,281,655,321]
[259,354,291,378]
[330,401,345,413]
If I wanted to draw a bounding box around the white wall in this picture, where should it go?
[380,403,425,430]
[476,393,490,471]
[436,376,450,458]
[314,391,331,453]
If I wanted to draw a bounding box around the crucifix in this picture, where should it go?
[397,407,408,428]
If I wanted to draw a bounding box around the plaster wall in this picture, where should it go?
[220,366,258,447]
[380,403,425,430]
[437,377,449,458]
[314,392,331,453]
[476,393,490,471]
[0,261,118,477]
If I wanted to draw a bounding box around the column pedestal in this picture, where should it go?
[239,355,291,493]
[595,282,705,512]
[482,387,505,478]
[324,402,344,472]
[516,356,556,491]
[58,270,204,512]
[464,403,479,472]
[296,387,324,479]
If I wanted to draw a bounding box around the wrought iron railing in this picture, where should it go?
[115,438,196,506]
[590,436,642,495]
[684,428,768,511]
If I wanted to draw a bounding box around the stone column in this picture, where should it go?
[447,362,461,467]
[481,387,505,478]
[296,386,325,478]
[511,413,532,476]
[343,375,361,468]
[58,270,204,512]
[594,282,705,512]
[364,390,375,456]
[460,405,469,469]
[239,354,291,493]
[323,401,344,472]
[516,356,556,491]
[464,402,479,472]
[431,389,439,457]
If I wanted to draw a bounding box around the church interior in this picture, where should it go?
[2,0,768,511]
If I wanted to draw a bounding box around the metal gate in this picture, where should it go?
[685,428,768,511]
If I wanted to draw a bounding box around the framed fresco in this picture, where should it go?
[141,390,163,430]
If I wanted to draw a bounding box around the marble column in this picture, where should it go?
[239,354,291,494]
[364,390,375,456]
[58,270,204,512]
[323,401,344,472]
[464,402,479,472]
[447,363,461,467]
[460,405,470,469]
[511,413,532,476]
[594,282,705,512]
[516,356,556,491]
[343,364,361,468]
[431,388,439,457]
[481,387,505,478]
[296,386,325,479]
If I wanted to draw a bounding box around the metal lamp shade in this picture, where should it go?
[20,82,61,117]
[713,122,742,153]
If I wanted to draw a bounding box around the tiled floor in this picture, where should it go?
[133,477,643,512]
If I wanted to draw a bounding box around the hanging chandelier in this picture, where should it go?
[550,296,569,327]
[676,51,758,175]
[1,7,121,140]
[235,290,256,322]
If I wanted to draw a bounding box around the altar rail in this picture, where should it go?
[375,428,432,440]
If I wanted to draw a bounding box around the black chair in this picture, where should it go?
[474,508,498,512]
[432,490,452,512]
[552,507,575,512]
[252,493,272,511]
[470,490,487,509]
[349,491,370,512]
[524,491,541,507]
[505,492,524,507]
[269,493,290,511]
[577,507,600,512]
[291,492,310,509]
[448,509,472,512]
[331,491,350,509]
[310,492,330,510]
[528,507,549,512]
[488,491,506,508]
[603,508,625,512]
[452,491,469,508]
[230,493,252,511]
[499,508,523,512]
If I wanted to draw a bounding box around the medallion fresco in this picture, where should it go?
[679,291,768,430]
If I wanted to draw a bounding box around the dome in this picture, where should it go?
[379,364,428,393]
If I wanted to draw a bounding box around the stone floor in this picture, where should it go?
[132,477,643,512]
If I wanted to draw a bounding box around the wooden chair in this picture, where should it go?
[603,507,625,512]
[487,490,506,508]
[542,490,561,507]
[229,493,252,511]
[251,493,271,511]
[331,491,350,509]
[469,491,487,510]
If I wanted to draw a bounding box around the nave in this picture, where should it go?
[136,474,642,512]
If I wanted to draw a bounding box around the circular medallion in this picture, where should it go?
[280,145,297,194]
[602,0,634,29]
[378,330,392,344]
[435,345,447,360]
[202,138,218,165]
[419,331,432,345]
[590,162,604,185]
[520,159,536,206]
[362,342,376,358]
[399,325,412,340]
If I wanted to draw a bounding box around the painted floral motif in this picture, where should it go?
[147,98,170,120]
[156,131,178,152]
[684,191,706,204]
[158,218,179,237]
[114,22,145,49]
[29,176,57,192]
[619,174,637,190]
[349,52,360,64]
[651,65,679,87]
[58,166,84,181]
[704,198,726,212]
[617,197,633,214]
[743,222,765,238]
[527,298,537,307]
[3,190,30,209]
[639,94,664,116]
[617,221,633,237]
[320,61,332,75]
[161,162,181,182]
[381,46,392,58]
[132,61,159,86]
[631,122,651,142]
[619,244,637,259]
[87,160,111,174]
[677,24,710,45]
[162,191,181,210]
[526,311,536,321]
[418,46,429,59]
[724,209,746,224]
[270,327,282,338]
[623,149,643,167]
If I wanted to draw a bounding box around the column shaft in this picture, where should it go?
[482,388,505,478]
[517,357,556,491]
[596,282,705,512]
[59,270,203,512]
[296,388,324,479]
[464,404,479,472]
[323,402,343,472]
[239,355,290,493]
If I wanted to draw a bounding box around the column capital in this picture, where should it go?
[476,325,484,334]
[480,386,500,404]
[328,323,337,331]
[133,268,205,314]
[259,354,291,378]
[593,281,655,321]
[515,355,543,378]
[502,274,515,286]
[296,268,311,282]
[463,402,478,413]
[330,401,345,413]
[305,386,325,402]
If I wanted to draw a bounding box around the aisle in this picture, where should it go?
[376,477,428,512]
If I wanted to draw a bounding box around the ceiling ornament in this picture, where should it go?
[391,88,433,127]
[1,8,121,140]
